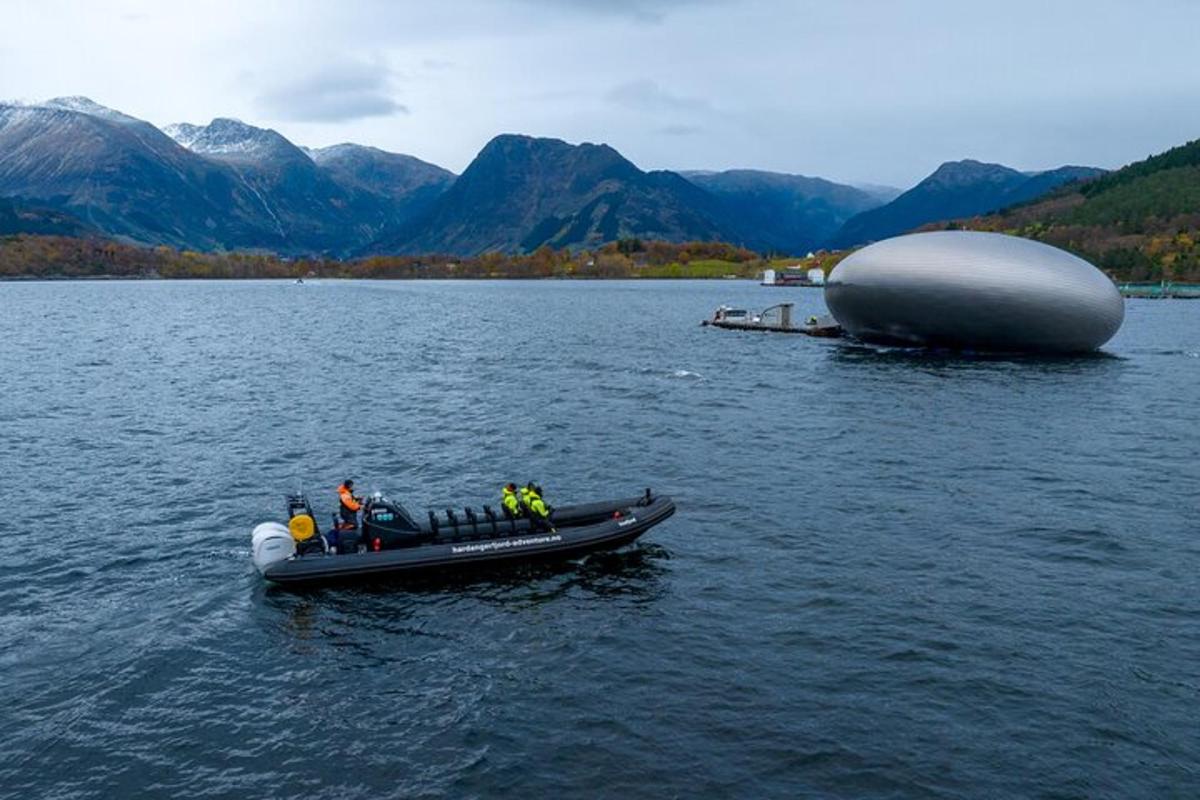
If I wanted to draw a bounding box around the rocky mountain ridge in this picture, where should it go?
[829,160,1106,248]
[0,97,1105,256]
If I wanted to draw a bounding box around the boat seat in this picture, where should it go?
[297,536,326,557]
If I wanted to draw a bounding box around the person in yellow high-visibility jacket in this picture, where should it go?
[501,483,522,519]
[527,485,554,532]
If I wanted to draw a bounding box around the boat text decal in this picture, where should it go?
[451,534,562,555]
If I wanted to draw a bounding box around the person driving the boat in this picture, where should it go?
[501,483,522,519]
[527,485,554,533]
[337,479,362,527]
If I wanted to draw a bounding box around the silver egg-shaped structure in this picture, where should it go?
[824,231,1124,353]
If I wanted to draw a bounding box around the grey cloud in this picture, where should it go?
[606,80,711,112]
[255,60,407,123]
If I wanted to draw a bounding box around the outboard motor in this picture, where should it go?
[252,522,295,574]
[362,493,429,550]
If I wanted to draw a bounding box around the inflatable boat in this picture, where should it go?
[251,488,675,585]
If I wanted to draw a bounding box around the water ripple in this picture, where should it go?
[0,280,1197,798]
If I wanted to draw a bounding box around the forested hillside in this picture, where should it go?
[931,139,1200,282]
[0,235,764,279]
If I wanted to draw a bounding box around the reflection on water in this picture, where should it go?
[828,341,1123,369]
[264,542,672,620]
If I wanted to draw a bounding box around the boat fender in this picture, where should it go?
[372,537,381,552]
[288,514,316,542]
[251,522,295,575]
[613,511,623,519]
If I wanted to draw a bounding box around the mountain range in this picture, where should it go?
[828,160,1107,248]
[0,96,1103,256]
[382,134,744,254]
[681,169,882,253]
[927,137,1200,282]
[0,98,450,255]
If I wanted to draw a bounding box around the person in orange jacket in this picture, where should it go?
[337,479,362,527]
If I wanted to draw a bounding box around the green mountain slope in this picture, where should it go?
[0,197,95,237]
[929,139,1200,281]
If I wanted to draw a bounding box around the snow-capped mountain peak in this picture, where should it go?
[307,142,383,162]
[162,122,204,149]
[43,96,138,124]
[164,117,306,162]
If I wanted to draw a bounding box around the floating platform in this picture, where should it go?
[760,267,826,287]
[701,303,842,337]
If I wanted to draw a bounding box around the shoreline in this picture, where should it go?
[5,274,1199,297]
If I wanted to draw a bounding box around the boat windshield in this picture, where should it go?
[369,494,421,531]
[392,502,419,530]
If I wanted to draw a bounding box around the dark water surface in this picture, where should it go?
[1,280,1197,799]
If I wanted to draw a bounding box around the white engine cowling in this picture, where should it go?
[252,522,296,575]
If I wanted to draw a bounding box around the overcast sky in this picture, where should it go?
[3,0,1199,188]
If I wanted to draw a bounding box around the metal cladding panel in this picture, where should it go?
[824,231,1124,353]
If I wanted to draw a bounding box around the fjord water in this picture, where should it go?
[1,279,1196,799]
